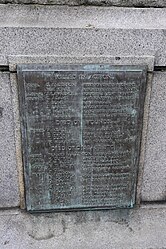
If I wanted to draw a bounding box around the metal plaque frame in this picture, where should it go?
[17,64,147,212]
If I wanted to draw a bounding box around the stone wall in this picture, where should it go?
[0,3,165,249]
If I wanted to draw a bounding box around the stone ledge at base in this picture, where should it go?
[0,0,165,7]
[0,204,165,249]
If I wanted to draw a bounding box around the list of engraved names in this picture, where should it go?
[18,65,147,211]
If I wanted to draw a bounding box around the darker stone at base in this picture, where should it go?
[0,0,165,7]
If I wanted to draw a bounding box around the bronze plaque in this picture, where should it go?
[17,64,147,212]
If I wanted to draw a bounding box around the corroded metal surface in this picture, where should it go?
[17,64,147,212]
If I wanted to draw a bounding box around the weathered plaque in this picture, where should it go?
[17,64,147,212]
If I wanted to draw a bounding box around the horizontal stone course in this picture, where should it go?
[0,5,166,30]
[0,0,165,7]
[1,28,165,66]
[0,205,166,249]
[0,5,165,67]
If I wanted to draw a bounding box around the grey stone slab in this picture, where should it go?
[0,28,165,67]
[0,6,165,66]
[0,0,165,7]
[142,72,166,201]
[9,73,25,208]
[0,73,20,207]
[8,55,155,71]
[0,5,166,29]
[0,204,165,249]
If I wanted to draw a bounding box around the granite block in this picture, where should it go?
[0,204,165,249]
[142,72,166,201]
[0,5,166,30]
[0,6,165,66]
[0,72,19,207]
[9,73,25,208]
[0,28,165,67]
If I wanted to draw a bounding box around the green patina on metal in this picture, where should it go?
[17,64,147,212]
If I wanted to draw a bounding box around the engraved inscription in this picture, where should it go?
[17,65,147,211]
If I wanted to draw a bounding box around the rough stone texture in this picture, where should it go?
[10,73,25,208]
[8,55,155,71]
[0,205,165,249]
[0,6,165,66]
[0,73,19,207]
[0,5,166,29]
[142,72,166,201]
[0,0,165,7]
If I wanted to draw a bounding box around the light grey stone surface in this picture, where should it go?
[8,55,155,71]
[142,72,166,201]
[0,204,166,249]
[10,73,25,208]
[0,5,166,29]
[0,73,19,207]
[0,0,165,7]
[0,5,165,66]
